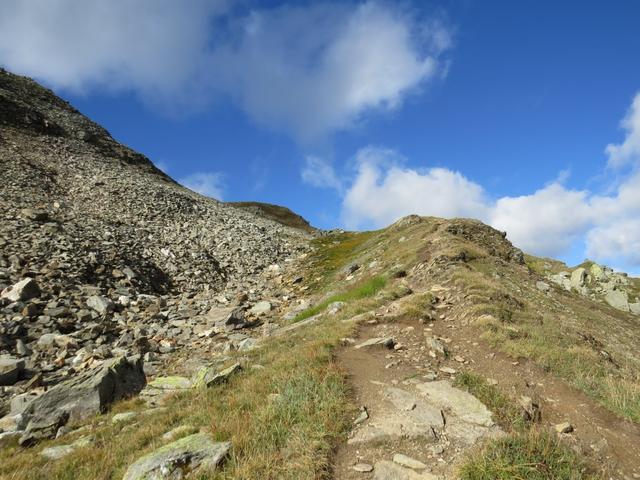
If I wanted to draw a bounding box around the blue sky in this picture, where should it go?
[1,0,639,272]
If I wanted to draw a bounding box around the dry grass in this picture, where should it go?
[459,430,598,480]
[0,310,360,479]
[453,260,640,423]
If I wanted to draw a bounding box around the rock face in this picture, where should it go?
[605,289,630,311]
[122,433,230,480]
[18,355,145,445]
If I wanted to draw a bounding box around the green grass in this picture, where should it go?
[452,262,640,424]
[459,430,598,480]
[454,372,526,430]
[292,275,387,323]
[305,231,377,290]
[481,317,640,423]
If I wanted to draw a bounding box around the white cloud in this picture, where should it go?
[180,172,224,200]
[490,184,592,256]
[342,148,487,229]
[605,92,640,169]
[301,156,343,191]
[335,142,640,268]
[0,0,228,109]
[0,1,450,140]
[586,219,640,266]
[210,2,450,142]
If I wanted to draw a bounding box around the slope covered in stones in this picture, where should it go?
[0,69,311,414]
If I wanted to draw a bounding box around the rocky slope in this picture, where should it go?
[0,69,312,424]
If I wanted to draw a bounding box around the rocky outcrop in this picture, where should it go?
[548,262,640,314]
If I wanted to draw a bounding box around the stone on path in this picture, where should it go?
[555,422,574,434]
[350,380,500,448]
[393,453,427,470]
[416,380,494,427]
[353,463,374,473]
[373,461,438,480]
[123,433,230,480]
[355,337,395,349]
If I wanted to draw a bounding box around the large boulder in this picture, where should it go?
[570,268,587,294]
[1,278,40,302]
[0,357,25,386]
[605,289,630,312]
[123,433,230,480]
[18,355,145,445]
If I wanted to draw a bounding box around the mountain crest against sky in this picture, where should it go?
[1,1,639,273]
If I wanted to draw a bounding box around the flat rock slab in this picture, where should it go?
[373,461,438,480]
[141,376,192,406]
[123,433,230,480]
[415,380,494,427]
[355,337,394,349]
[147,376,192,390]
[349,380,500,447]
[393,453,427,470]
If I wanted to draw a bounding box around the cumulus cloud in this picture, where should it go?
[211,2,450,142]
[180,172,224,200]
[0,0,228,108]
[0,1,450,140]
[342,148,488,229]
[301,156,343,191]
[605,92,640,169]
[334,142,640,267]
[586,219,640,266]
[490,184,592,256]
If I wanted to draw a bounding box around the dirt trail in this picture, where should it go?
[333,289,640,479]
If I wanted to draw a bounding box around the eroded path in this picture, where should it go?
[333,295,504,480]
[333,285,640,479]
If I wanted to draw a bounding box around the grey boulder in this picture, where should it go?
[19,355,145,445]
[1,278,40,302]
[123,433,230,480]
[0,357,25,386]
[86,295,115,315]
